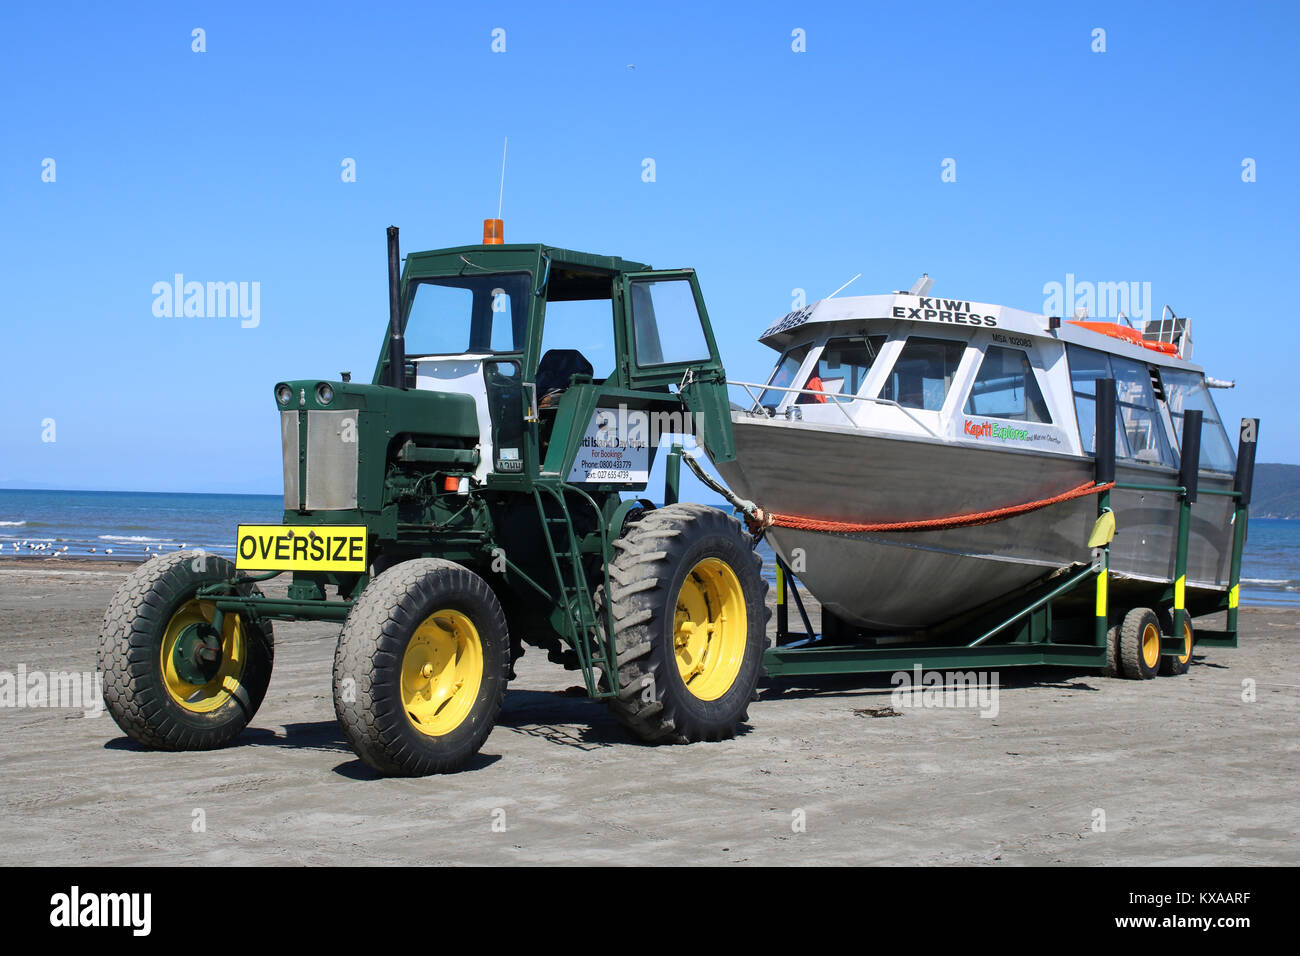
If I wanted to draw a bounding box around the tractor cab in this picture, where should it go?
[372,227,734,490]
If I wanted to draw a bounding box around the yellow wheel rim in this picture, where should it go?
[1177,619,1193,664]
[673,557,747,701]
[1141,621,1161,670]
[159,600,247,713]
[400,609,483,737]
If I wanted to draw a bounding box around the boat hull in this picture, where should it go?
[717,415,1235,630]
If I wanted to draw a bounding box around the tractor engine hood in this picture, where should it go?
[273,380,479,514]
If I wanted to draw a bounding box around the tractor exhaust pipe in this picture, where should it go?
[387,225,406,389]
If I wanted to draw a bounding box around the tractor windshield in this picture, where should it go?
[404,272,531,355]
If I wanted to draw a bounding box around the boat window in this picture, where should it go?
[1067,346,1177,466]
[797,335,886,405]
[879,337,965,411]
[1162,369,1237,472]
[1068,346,1131,458]
[759,343,812,407]
[629,277,711,366]
[964,346,1052,423]
[1110,355,1177,466]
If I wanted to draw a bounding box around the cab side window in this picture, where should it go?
[629,278,710,366]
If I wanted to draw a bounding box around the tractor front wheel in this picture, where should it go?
[98,550,274,750]
[597,503,769,744]
[332,559,509,776]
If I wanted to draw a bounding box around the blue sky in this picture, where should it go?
[2,1,1297,496]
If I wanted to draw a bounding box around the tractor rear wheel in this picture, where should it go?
[98,550,274,750]
[1118,606,1161,680]
[597,503,769,744]
[332,559,509,776]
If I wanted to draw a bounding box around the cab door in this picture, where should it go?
[616,269,735,461]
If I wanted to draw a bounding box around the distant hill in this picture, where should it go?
[1252,463,1300,519]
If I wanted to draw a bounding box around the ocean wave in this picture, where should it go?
[1241,577,1294,586]
[98,535,174,543]
[0,520,26,526]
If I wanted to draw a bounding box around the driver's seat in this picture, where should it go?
[535,349,593,407]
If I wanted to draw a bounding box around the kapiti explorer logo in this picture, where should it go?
[49,886,151,936]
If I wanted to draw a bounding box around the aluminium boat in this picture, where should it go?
[715,286,1240,632]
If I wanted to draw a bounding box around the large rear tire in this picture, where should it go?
[332,559,509,776]
[98,550,274,750]
[597,503,769,744]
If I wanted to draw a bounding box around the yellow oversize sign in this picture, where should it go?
[235,525,368,572]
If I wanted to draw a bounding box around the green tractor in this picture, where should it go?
[98,224,769,776]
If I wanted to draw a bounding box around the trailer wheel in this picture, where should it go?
[1102,622,1120,678]
[333,559,509,776]
[98,550,274,750]
[1118,607,1161,680]
[596,503,769,744]
[1157,610,1194,676]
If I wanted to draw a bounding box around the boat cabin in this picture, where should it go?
[738,291,1236,475]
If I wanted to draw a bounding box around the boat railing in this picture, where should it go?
[726,380,941,439]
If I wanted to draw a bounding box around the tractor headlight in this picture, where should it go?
[316,383,334,406]
[276,384,293,406]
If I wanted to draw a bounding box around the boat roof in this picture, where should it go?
[758,292,1204,372]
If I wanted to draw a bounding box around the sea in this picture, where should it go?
[1,488,1298,607]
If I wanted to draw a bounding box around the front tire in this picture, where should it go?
[98,550,274,750]
[332,559,509,776]
[597,503,769,744]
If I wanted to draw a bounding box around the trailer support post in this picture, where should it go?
[1093,379,1117,651]
[1171,410,1203,650]
[1226,418,1259,642]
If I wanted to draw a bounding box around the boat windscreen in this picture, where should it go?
[880,337,965,411]
[759,343,811,407]
[796,335,887,405]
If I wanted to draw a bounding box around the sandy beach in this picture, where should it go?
[1,557,1296,866]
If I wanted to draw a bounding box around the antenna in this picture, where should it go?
[825,273,862,299]
[497,137,508,220]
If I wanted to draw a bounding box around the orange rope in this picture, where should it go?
[768,480,1114,534]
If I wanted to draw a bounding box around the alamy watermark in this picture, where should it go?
[594,405,705,451]
[890,666,1000,718]
[0,665,103,717]
[1042,273,1152,322]
[152,275,260,328]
